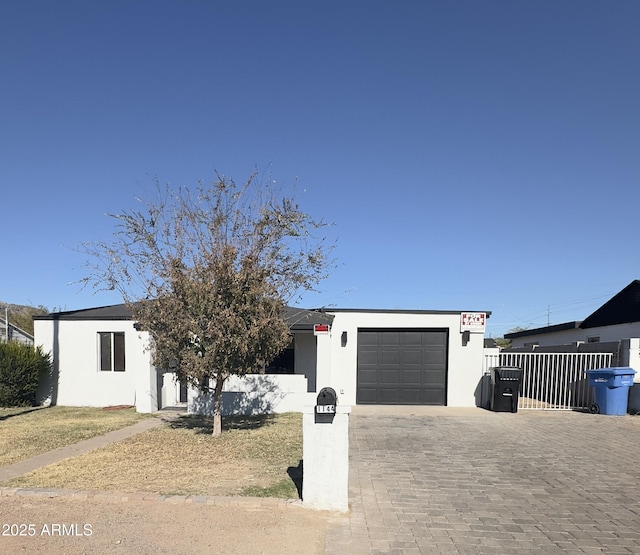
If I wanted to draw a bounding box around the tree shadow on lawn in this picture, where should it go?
[168,413,278,434]
[0,406,48,422]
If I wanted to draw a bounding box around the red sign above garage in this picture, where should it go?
[460,312,486,332]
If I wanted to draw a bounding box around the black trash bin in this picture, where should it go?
[490,367,523,413]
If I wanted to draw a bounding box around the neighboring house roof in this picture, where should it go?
[504,279,640,340]
[34,303,335,331]
[505,321,582,340]
[580,280,640,329]
[484,338,498,348]
[0,317,34,343]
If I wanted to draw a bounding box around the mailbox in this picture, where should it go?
[315,387,337,423]
[316,387,337,413]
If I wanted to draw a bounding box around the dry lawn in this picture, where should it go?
[6,412,303,498]
[0,406,149,466]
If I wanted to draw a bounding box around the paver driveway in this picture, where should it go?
[325,407,640,554]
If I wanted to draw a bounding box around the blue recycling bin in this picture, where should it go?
[586,367,636,415]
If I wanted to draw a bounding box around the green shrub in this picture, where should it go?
[0,342,51,407]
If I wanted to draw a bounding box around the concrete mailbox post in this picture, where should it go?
[302,387,350,512]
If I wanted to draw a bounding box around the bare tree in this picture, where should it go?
[81,171,333,435]
[494,337,511,349]
[495,327,530,350]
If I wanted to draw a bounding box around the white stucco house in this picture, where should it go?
[34,304,490,414]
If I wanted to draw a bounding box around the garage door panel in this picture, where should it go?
[358,369,379,385]
[357,388,378,403]
[422,388,446,404]
[423,351,446,364]
[401,369,422,386]
[380,350,400,364]
[379,369,399,384]
[358,350,379,365]
[357,329,448,405]
[400,389,422,404]
[401,332,423,346]
[377,389,399,404]
[358,332,379,346]
[424,332,447,346]
[423,373,445,385]
[379,332,401,346]
[401,350,422,365]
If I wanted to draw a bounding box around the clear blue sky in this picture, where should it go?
[1,1,639,338]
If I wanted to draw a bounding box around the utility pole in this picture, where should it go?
[547,305,551,327]
[4,307,8,342]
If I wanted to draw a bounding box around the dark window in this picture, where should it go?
[99,333,111,372]
[99,332,126,372]
[265,341,295,374]
[114,332,125,371]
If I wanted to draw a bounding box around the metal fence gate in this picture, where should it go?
[483,352,614,410]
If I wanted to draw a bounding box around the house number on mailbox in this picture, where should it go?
[316,404,336,414]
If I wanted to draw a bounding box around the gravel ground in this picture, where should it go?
[0,493,331,555]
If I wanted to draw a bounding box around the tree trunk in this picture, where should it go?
[211,377,225,436]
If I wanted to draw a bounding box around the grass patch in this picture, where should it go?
[0,406,150,466]
[241,478,298,498]
[6,412,303,499]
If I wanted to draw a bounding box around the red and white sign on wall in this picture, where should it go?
[313,324,330,336]
[460,312,486,333]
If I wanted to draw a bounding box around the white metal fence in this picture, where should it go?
[484,352,614,410]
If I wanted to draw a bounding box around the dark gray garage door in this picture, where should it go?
[356,329,448,405]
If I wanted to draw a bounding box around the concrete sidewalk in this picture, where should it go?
[0,410,183,483]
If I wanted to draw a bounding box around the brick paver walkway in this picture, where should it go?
[326,407,640,554]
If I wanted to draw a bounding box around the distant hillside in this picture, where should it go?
[0,303,49,336]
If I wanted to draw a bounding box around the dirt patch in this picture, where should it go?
[0,494,331,554]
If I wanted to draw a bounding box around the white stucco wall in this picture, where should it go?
[188,374,315,415]
[324,311,486,407]
[625,338,640,380]
[34,319,157,412]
